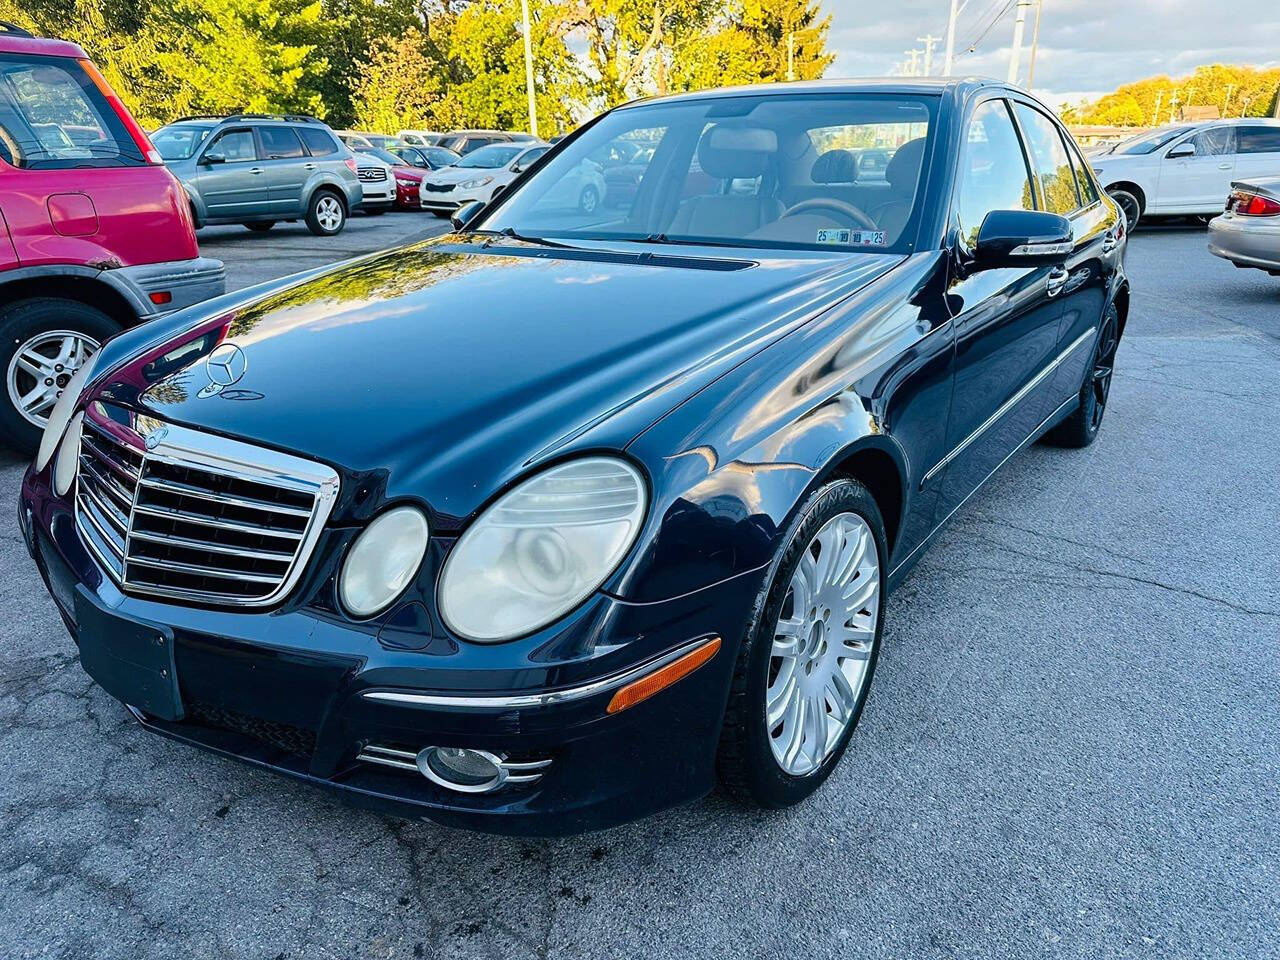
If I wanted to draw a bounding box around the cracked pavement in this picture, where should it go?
[2,222,1278,959]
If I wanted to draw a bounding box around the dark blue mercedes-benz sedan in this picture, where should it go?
[20,78,1128,835]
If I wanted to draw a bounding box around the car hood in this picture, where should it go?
[99,238,901,525]
[423,167,494,186]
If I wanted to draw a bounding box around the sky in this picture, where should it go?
[824,0,1280,109]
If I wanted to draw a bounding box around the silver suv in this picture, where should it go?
[152,114,364,236]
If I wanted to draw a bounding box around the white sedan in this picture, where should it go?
[419,142,606,217]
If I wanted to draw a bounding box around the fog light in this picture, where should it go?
[417,746,503,793]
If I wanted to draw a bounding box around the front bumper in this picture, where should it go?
[1208,213,1280,271]
[20,471,758,835]
[110,256,226,318]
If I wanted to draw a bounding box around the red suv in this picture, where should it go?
[0,24,224,452]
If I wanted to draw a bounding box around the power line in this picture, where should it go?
[955,0,1017,59]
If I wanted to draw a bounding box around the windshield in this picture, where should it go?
[456,144,524,168]
[364,146,401,166]
[1110,126,1191,155]
[153,125,213,160]
[481,92,936,252]
[424,146,459,166]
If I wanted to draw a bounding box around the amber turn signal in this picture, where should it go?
[606,636,722,715]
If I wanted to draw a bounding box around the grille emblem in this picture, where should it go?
[206,342,248,387]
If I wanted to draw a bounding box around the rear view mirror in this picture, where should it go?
[200,153,226,165]
[972,209,1073,268]
[1167,142,1195,159]
[451,200,486,231]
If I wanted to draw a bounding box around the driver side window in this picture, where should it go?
[956,100,1035,248]
[204,128,256,162]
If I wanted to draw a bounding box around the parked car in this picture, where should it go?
[387,143,459,171]
[0,24,224,453]
[351,151,396,213]
[437,129,535,155]
[397,129,443,147]
[1208,177,1280,276]
[153,115,362,236]
[417,141,553,215]
[21,77,1128,835]
[1089,118,1280,228]
[358,146,433,210]
[335,130,401,151]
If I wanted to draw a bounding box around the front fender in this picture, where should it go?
[610,252,954,604]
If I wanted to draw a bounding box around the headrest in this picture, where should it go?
[886,137,927,191]
[697,125,778,179]
[811,149,857,184]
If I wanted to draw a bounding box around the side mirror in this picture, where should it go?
[971,209,1073,268]
[200,153,226,166]
[1167,142,1195,159]
[450,199,486,231]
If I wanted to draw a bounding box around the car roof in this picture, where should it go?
[617,76,997,110]
[0,25,86,59]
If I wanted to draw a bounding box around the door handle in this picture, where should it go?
[248,167,264,175]
[304,162,317,170]
[1218,162,1232,170]
[1101,234,1118,254]
[1046,265,1069,297]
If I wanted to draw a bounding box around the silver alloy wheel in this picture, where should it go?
[580,186,598,213]
[6,329,99,428]
[317,196,343,232]
[765,511,880,776]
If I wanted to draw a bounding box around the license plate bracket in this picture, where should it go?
[74,586,183,722]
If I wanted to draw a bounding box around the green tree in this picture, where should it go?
[350,27,441,133]
[734,0,833,82]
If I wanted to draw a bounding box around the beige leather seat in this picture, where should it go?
[668,125,784,237]
[869,137,927,238]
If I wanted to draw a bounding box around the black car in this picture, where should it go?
[21,78,1127,835]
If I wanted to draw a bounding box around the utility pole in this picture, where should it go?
[1222,84,1234,116]
[1240,96,1251,118]
[787,32,795,81]
[916,34,940,76]
[1007,0,1032,85]
[943,0,970,76]
[1168,88,1180,124]
[1152,90,1162,126]
[903,48,922,76]
[1026,0,1044,88]
[520,0,537,138]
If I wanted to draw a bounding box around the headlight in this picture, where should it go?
[396,177,417,187]
[460,176,493,190]
[53,413,83,497]
[35,352,98,472]
[438,457,647,642]
[339,506,430,619]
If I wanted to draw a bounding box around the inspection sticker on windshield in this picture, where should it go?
[816,229,887,246]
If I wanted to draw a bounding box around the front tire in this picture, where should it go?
[0,298,120,454]
[1044,302,1119,449]
[717,478,886,808]
[578,185,600,214]
[306,190,347,236]
[1108,188,1141,230]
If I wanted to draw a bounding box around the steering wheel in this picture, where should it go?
[780,198,878,231]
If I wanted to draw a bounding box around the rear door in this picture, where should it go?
[1158,126,1235,212]
[932,97,1067,524]
[256,125,309,215]
[1233,125,1280,184]
[194,126,266,218]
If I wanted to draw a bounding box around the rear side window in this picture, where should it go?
[1236,126,1280,154]
[298,126,338,157]
[0,53,143,168]
[1014,102,1081,215]
[956,100,1036,247]
[1062,132,1099,206]
[258,126,304,159]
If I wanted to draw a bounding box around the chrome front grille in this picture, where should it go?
[74,413,339,607]
[357,167,388,182]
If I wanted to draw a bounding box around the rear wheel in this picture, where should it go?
[1108,188,1141,230]
[1044,302,1119,449]
[578,185,600,214]
[0,298,119,454]
[306,190,346,236]
[245,221,275,233]
[717,478,885,808]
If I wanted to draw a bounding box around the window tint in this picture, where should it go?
[1014,103,1080,214]
[1062,132,1099,206]
[956,100,1035,247]
[1191,127,1232,156]
[0,53,142,168]
[153,123,212,161]
[258,126,304,159]
[1237,126,1280,154]
[204,128,256,162]
[517,146,549,167]
[298,126,338,156]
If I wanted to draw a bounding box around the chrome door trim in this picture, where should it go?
[921,325,1096,489]
[360,634,720,710]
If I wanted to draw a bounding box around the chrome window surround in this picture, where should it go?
[75,412,340,608]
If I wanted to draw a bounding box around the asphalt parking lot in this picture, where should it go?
[2,219,1277,959]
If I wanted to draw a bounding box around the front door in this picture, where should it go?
[194,127,267,218]
[931,98,1067,524]
[1157,126,1235,213]
[256,125,310,215]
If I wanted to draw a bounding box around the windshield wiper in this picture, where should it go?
[642,233,756,250]
[468,227,574,250]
